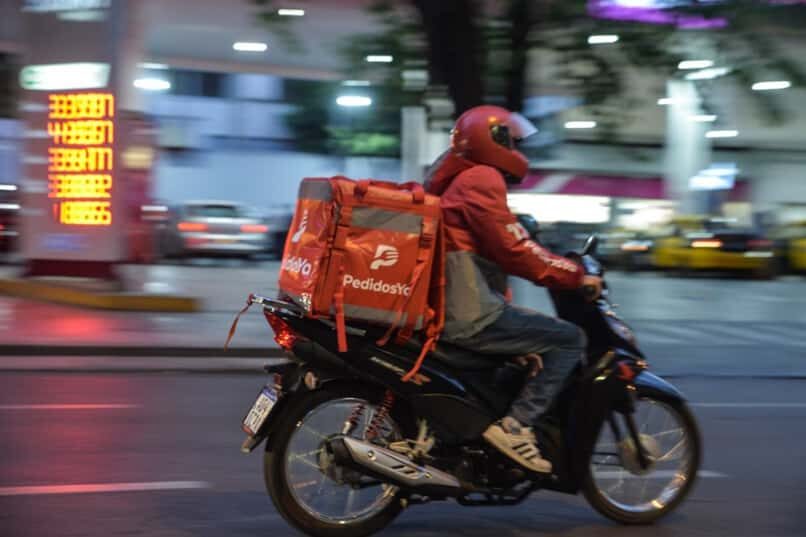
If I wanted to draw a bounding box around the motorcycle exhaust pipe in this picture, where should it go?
[328,436,464,497]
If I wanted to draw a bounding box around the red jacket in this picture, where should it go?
[425,152,584,339]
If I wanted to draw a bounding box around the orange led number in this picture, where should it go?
[46,92,115,226]
[59,201,112,226]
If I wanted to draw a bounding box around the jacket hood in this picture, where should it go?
[424,151,476,196]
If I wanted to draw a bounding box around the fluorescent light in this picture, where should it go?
[588,34,619,45]
[342,80,371,86]
[690,114,717,122]
[678,60,714,70]
[133,78,171,91]
[366,55,393,63]
[278,8,305,16]
[0,184,17,192]
[656,97,692,106]
[336,95,372,107]
[139,62,169,70]
[752,80,791,91]
[233,42,268,52]
[706,129,739,139]
[685,67,730,80]
[565,121,597,129]
[19,62,110,91]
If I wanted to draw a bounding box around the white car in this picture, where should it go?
[159,201,276,259]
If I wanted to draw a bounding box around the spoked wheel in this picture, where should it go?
[264,384,410,537]
[583,391,702,525]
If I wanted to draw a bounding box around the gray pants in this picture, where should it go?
[449,305,586,426]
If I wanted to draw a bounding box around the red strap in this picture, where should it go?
[402,335,437,383]
[376,228,434,346]
[330,248,349,353]
[224,295,254,350]
[329,202,352,353]
[334,288,347,352]
[355,179,425,204]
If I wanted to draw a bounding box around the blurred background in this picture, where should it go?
[0,0,805,275]
[2,2,806,537]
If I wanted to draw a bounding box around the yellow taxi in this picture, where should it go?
[770,221,806,272]
[792,237,806,271]
[652,216,777,276]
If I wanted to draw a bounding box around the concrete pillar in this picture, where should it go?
[663,79,712,214]
[400,106,427,182]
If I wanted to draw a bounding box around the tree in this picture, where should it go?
[253,0,806,152]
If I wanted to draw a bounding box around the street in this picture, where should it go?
[2,373,805,537]
[1,268,805,537]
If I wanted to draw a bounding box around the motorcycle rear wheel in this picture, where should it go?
[264,383,412,537]
[582,390,702,525]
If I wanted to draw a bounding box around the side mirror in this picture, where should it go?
[582,235,599,256]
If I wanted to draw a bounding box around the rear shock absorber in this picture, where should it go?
[365,390,395,442]
[342,403,366,435]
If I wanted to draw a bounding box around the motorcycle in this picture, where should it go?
[238,236,702,537]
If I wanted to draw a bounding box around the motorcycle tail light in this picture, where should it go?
[265,313,298,350]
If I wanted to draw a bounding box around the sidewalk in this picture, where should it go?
[0,260,283,356]
[0,295,279,355]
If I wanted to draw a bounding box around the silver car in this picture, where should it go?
[159,201,275,258]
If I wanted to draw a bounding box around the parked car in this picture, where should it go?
[598,229,656,270]
[515,213,541,242]
[768,220,806,273]
[0,194,19,254]
[652,216,777,277]
[264,210,294,257]
[792,236,806,272]
[158,201,277,259]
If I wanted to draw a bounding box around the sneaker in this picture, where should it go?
[483,417,552,474]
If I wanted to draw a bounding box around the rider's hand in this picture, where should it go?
[581,275,603,301]
[515,353,544,378]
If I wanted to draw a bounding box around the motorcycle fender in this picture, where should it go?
[243,362,304,454]
[633,371,685,401]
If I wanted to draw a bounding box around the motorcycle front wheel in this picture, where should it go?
[582,389,702,525]
[264,383,411,537]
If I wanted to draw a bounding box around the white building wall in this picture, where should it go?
[154,149,401,210]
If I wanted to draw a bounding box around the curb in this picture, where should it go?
[0,278,201,313]
[0,345,285,358]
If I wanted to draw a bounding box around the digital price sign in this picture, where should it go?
[46,92,115,226]
[19,0,133,271]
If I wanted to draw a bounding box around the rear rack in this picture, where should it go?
[249,294,305,317]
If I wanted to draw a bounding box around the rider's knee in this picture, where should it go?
[558,321,586,350]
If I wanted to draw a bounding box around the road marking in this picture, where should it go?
[595,470,727,479]
[692,403,806,408]
[0,481,210,497]
[0,404,139,410]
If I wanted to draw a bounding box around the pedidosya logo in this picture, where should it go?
[282,256,312,276]
[290,210,308,244]
[343,275,411,296]
[370,244,399,270]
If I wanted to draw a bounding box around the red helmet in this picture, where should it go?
[450,105,537,181]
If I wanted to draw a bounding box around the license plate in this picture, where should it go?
[242,386,278,436]
[215,237,237,244]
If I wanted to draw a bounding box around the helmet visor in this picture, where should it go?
[508,112,539,142]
